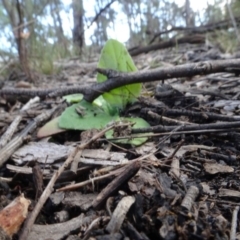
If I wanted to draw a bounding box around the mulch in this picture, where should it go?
[1,37,240,240]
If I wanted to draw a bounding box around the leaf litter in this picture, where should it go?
[1,39,240,239]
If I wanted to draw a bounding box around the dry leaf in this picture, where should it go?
[0,194,31,237]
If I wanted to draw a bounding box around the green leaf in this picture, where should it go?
[59,100,118,130]
[38,40,144,136]
[63,94,83,103]
[93,95,118,116]
[97,39,141,109]
[105,117,150,146]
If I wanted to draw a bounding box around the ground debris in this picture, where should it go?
[1,40,240,239]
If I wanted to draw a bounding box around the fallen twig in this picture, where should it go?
[0,96,40,148]
[106,196,135,234]
[133,121,240,134]
[0,107,57,167]
[92,160,140,209]
[230,206,239,240]
[1,59,240,103]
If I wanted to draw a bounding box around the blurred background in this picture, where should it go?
[0,0,239,77]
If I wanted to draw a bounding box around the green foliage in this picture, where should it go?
[63,94,84,103]
[0,0,75,76]
[93,95,117,116]
[40,58,54,75]
[204,0,224,23]
[38,39,149,145]
[97,39,141,110]
[208,30,238,53]
[227,0,240,17]
[58,100,118,130]
[29,38,72,75]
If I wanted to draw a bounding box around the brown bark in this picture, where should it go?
[2,0,31,80]
[2,58,240,103]
[72,0,84,51]
[129,35,205,56]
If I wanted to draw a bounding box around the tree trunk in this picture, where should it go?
[2,0,31,80]
[185,0,195,27]
[72,0,84,52]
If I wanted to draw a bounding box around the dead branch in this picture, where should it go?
[129,35,205,56]
[1,59,240,103]
[230,206,239,240]
[92,160,140,209]
[0,107,57,167]
[132,121,240,134]
[81,0,117,39]
[139,97,240,122]
[0,97,39,148]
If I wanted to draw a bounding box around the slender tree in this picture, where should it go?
[72,0,84,51]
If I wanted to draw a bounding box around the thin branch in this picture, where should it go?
[230,206,239,240]
[132,121,240,134]
[130,35,205,56]
[80,0,117,40]
[1,59,240,102]
[85,58,240,102]
[0,107,57,167]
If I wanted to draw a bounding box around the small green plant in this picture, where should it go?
[97,39,141,111]
[38,39,150,146]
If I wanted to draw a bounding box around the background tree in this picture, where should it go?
[72,0,84,52]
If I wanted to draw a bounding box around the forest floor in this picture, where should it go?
[1,38,240,240]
